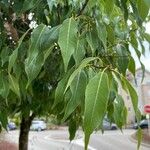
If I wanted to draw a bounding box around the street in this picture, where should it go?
[5,129,150,150]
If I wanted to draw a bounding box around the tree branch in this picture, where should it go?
[77,0,89,17]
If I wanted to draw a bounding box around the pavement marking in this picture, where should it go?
[44,135,96,150]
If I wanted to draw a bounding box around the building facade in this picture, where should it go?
[122,68,150,124]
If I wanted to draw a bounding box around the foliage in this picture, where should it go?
[0,0,150,149]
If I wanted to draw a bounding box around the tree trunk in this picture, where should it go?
[19,114,35,150]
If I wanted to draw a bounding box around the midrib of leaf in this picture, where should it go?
[28,25,46,58]
[90,71,104,128]
[66,19,72,54]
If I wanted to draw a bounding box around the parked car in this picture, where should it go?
[7,122,16,130]
[30,120,47,131]
[102,120,117,130]
[133,119,148,129]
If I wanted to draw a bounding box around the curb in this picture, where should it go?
[129,135,150,148]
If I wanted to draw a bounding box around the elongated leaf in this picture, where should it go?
[68,118,77,141]
[0,110,8,130]
[9,74,20,98]
[73,37,85,66]
[58,18,77,71]
[105,0,114,16]
[116,44,129,75]
[113,95,127,129]
[84,71,109,149]
[0,72,9,99]
[8,29,29,73]
[65,57,98,92]
[0,47,10,66]
[22,0,39,12]
[137,0,149,21]
[144,0,150,7]
[25,24,56,87]
[96,21,107,50]
[128,56,136,76]
[113,71,141,122]
[63,71,87,121]
[86,31,98,55]
[53,68,74,108]
[120,0,128,21]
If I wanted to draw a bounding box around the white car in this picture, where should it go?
[30,120,47,131]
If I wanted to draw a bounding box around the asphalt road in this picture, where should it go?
[5,129,150,150]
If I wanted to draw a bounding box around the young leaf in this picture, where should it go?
[58,18,77,71]
[84,71,109,149]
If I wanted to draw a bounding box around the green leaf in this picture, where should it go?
[0,110,8,130]
[113,71,140,121]
[8,29,29,73]
[116,44,129,75]
[25,51,44,88]
[0,72,9,99]
[143,33,150,42]
[63,70,87,121]
[96,21,107,50]
[68,118,77,141]
[84,71,109,149]
[105,0,114,16]
[9,74,20,98]
[65,57,98,92]
[107,25,115,45]
[137,0,149,21]
[58,18,77,71]
[128,56,136,76]
[73,37,85,66]
[22,0,39,12]
[113,95,127,129]
[120,0,128,21]
[0,47,10,66]
[86,31,98,55]
[53,68,74,108]
[129,0,142,26]
[144,0,150,7]
[25,24,54,87]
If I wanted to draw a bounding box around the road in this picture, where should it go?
[5,129,150,150]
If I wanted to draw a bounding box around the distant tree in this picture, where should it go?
[0,0,150,150]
